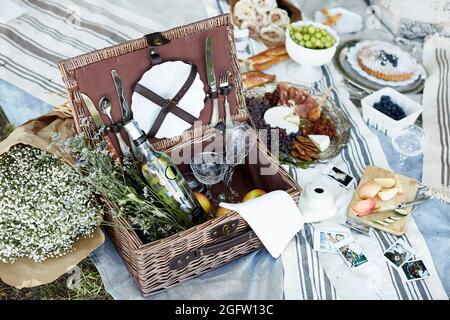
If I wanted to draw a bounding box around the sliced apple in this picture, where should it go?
[358,181,382,199]
[394,178,404,194]
[352,198,377,216]
[373,177,396,188]
[377,187,400,201]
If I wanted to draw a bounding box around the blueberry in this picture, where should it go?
[381,95,390,102]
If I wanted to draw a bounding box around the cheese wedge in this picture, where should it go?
[308,135,330,152]
[263,106,300,134]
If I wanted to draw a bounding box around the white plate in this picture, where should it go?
[131,61,205,139]
[347,41,421,87]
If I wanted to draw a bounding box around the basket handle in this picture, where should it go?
[169,230,255,270]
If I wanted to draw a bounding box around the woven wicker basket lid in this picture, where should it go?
[58,14,250,152]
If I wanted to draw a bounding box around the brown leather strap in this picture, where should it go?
[133,63,198,138]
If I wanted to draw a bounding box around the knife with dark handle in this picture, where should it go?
[110,69,139,158]
[205,36,219,127]
[111,70,131,122]
[80,93,120,160]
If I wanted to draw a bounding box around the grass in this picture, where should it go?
[0,258,112,300]
[0,107,14,141]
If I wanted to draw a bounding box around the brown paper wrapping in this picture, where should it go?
[0,103,105,289]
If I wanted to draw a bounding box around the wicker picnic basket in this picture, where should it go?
[58,14,301,296]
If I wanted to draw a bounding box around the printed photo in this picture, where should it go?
[313,229,347,254]
[401,259,431,282]
[322,165,355,189]
[335,237,369,270]
[383,239,414,269]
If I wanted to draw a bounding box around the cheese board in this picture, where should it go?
[347,165,418,236]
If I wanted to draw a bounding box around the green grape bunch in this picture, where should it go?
[288,23,336,50]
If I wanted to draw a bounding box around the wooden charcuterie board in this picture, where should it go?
[347,166,418,236]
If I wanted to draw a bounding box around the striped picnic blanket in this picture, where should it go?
[422,34,450,187]
[0,0,162,106]
[0,0,447,299]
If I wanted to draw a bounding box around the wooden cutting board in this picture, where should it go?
[347,165,418,236]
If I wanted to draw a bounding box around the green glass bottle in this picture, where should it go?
[124,120,205,224]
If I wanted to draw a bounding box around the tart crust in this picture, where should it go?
[357,51,414,82]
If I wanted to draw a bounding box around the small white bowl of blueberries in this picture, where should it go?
[361,87,423,138]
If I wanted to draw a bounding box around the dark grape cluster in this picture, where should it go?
[246,96,292,155]
[373,95,406,120]
[246,96,271,128]
[278,129,294,155]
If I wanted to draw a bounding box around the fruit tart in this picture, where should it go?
[356,41,417,82]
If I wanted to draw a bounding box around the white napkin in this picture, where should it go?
[220,190,304,259]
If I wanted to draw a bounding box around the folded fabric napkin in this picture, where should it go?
[220,190,304,259]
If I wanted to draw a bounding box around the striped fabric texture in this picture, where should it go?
[0,0,447,299]
[208,0,447,301]
[0,0,163,106]
[422,35,450,186]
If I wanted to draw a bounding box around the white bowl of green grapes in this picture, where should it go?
[285,21,339,82]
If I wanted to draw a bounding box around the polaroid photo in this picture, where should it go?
[342,218,371,236]
[383,239,415,269]
[335,236,369,270]
[401,259,431,282]
[313,229,348,254]
[322,164,356,189]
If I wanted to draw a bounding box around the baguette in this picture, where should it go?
[240,45,288,72]
[241,71,276,90]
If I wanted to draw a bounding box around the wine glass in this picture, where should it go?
[190,152,227,204]
[217,123,257,202]
[391,125,427,166]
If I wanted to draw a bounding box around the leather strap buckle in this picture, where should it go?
[145,32,170,47]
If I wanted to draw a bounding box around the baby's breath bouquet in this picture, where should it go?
[0,144,100,263]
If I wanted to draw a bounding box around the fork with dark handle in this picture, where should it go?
[99,97,132,159]
[219,71,234,129]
